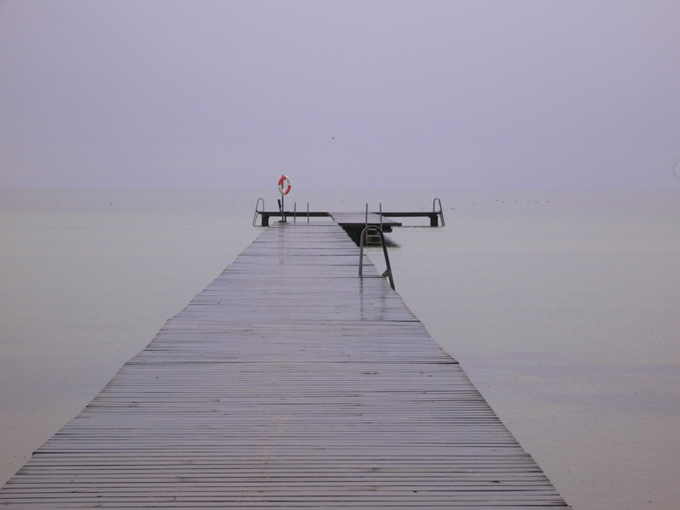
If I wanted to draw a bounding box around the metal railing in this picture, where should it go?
[433,197,445,226]
[252,198,265,226]
[358,226,395,290]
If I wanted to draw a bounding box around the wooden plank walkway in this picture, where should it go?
[0,222,570,508]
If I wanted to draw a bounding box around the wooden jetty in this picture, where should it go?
[0,221,569,508]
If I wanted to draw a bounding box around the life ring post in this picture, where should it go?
[277,174,292,223]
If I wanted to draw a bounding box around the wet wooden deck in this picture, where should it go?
[0,222,570,508]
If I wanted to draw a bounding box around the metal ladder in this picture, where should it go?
[433,197,445,226]
[252,198,265,226]
[358,225,395,290]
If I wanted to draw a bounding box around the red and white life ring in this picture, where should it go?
[278,174,291,195]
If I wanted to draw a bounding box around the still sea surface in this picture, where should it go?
[1,189,679,509]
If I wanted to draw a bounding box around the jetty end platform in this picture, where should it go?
[252,197,447,230]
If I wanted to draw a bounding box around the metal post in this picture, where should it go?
[364,203,369,245]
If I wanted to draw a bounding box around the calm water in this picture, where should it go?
[1,189,679,509]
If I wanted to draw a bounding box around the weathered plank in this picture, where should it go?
[0,222,570,508]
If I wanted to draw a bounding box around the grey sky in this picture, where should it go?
[1,0,679,190]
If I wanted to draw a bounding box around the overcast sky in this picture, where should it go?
[1,0,679,190]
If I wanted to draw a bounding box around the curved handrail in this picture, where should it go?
[252,198,265,226]
[433,198,445,227]
[358,226,395,290]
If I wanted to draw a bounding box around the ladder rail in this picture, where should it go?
[252,198,265,226]
[358,226,395,290]
[433,197,445,226]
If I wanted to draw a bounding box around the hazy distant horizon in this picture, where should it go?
[3,183,680,191]
[2,1,680,191]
